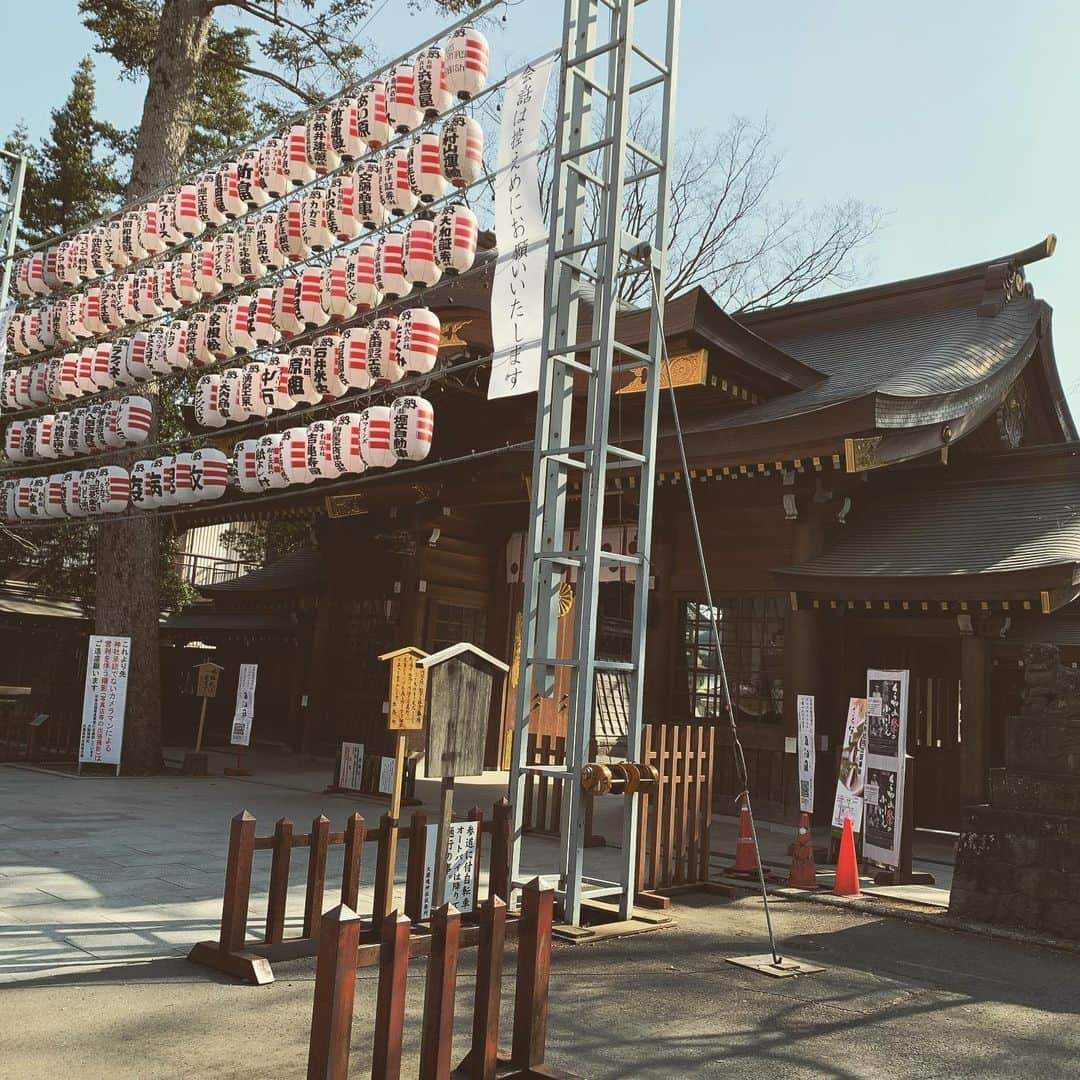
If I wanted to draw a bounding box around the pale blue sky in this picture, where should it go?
[3,1,1078,415]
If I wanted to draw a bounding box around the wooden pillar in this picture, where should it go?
[960,634,991,806]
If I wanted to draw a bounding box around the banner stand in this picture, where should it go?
[871,754,935,886]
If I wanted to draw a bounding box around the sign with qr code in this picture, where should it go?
[796,694,815,814]
[230,664,258,747]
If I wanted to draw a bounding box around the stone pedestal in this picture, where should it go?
[949,644,1080,940]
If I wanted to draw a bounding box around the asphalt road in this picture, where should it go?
[4,894,1078,1079]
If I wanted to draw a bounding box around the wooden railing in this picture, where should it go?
[188,799,511,985]
[307,881,587,1080]
[521,734,605,847]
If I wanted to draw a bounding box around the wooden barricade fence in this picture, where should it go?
[307,881,587,1080]
[635,723,715,899]
[0,703,77,764]
[521,735,604,847]
[188,798,512,986]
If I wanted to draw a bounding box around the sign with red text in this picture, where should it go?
[79,635,131,767]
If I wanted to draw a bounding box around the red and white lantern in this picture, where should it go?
[44,473,67,519]
[356,80,391,148]
[326,171,365,241]
[172,451,197,503]
[146,329,171,376]
[408,131,446,204]
[273,279,306,337]
[142,202,167,254]
[129,459,156,510]
[187,311,215,366]
[170,252,201,303]
[354,161,388,229]
[229,296,259,353]
[286,346,321,404]
[280,427,315,484]
[194,239,223,296]
[117,395,153,444]
[192,448,229,500]
[440,113,484,188]
[237,220,268,280]
[4,422,28,462]
[260,138,290,198]
[54,239,84,285]
[83,287,107,335]
[68,408,91,455]
[98,465,131,514]
[444,26,489,100]
[173,184,203,238]
[306,420,340,478]
[337,327,371,390]
[241,362,271,418]
[379,146,418,217]
[219,368,247,423]
[301,188,335,252]
[121,210,149,261]
[403,216,441,288]
[329,98,367,160]
[351,242,382,311]
[306,108,341,175]
[63,471,86,517]
[197,172,226,227]
[195,373,227,428]
[312,333,346,398]
[358,406,396,469]
[14,368,35,408]
[206,306,237,361]
[416,46,453,118]
[125,333,154,381]
[252,287,280,345]
[258,211,289,270]
[76,468,100,515]
[323,256,357,321]
[331,413,366,474]
[51,412,72,457]
[262,354,295,412]
[387,62,422,133]
[434,202,478,275]
[163,321,191,370]
[214,231,244,286]
[214,161,246,218]
[299,267,331,328]
[286,124,316,186]
[255,433,288,489]
[234,439,262,494]
[1,480,18,524]
[391,395,434,461]
[133,267,163,318]
[397,307,441,373]
[375,232,410,299]
[368,316,403,383]
[101,400,127,448]
[29,362,51,404]
[279,198,311,261]
[34,415,57,458]
[238,147,270,208]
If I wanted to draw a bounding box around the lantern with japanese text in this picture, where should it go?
[1,480,18,524]
[238,147,271,208]
[397,307,441,373]
[63,471,86,517]
[380,146,418,217]
[192,448,229,500]
[260,137,290,198]
[329,97,367,160]
[42,247,61,291]
[101,401,127,449]
[312,333,346,398]
[255,433,288,489]
[29,362,51,404]
[45,474,67,519]
[408,131,446,206]
[281,427,315,484]
[434,202,478,275]
[163,321,191,370]
[338,326,371,390]
[234,439,262,494]
[13,477,35,519]
[403,216,441,288]
[214,161,246,219]
[286,346,321,404]
[387,62,422,133]
[193,240,222,297]
[107,220,130,269]
[107,342,135,388]
[298,266,331,328]
[97,466,131,514]
[52,353,82,400]
[274,279,306,337]
[258,211,289,269]
[301,187,336,252]
[368,316,403,383]
[158,457,179,507]
[241,362,271,418]
[132,267,163,318]
[83,287,107,335]
[51,412,72,457]
[195,374,227,428]
[142,202,167,254]
[170,252,201,303]
[34,415,57,458]
[354,161,387,229]
[145,329,171,376]
[157,262,182,310]
[252,287,280,345]
[84,406,106,451]
[326,171,364,241]
[279,198,311,261]
[331,413,366,474]
[262,354,295,412]
[306,108,341,174]
[376,232,410,299]
[351,242,382,310]
[68,408,90,454]
[14,368,35,408]
[206,306,237,361]
[444,26,489,100]
[77,468,101,515]
[120,210,149,261]
[286,124,316,186]
[356,79,391,148]
[4,422,28,463]
[159,190,184,244]
[197,172,226,227]
[186,311,215,366]
[237,220,268,281]
[6,315,28,357]
[416,45,453,117]
[358,406,396,468]
[391,395,434,461]
[214,231,244,286]
[87,227,112,276]
[100,280,126,331]
[307,420,340,478]
[126,334,154,381]
[219,368,248,423]
[440,113,483,188]
[55,239,82,285]
[323,256,357,321]
[173,452,197,503]
[228,296,258,353]
[129,460,156,510]
[1,370,19,409]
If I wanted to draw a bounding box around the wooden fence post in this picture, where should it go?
[306,905,362,1080]
[511,880,553,1069]
[341,813,365,910]
[467,806,484,908]
[219,810,256,952]
[489,798,511,903]
[305,815,331,941]
[371,911,411,1080]
[404,810,428,921]
[470,896,507,1080]
[419,903,462,1080]
[265,817,293,945]
[373,812,398,932]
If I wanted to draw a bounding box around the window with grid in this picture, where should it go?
[432,603,488,653]
[681,595,785,723]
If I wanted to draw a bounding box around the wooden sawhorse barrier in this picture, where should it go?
[307,881,587,1080]
[188,798,512,985]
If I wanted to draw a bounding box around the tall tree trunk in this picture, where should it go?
[94,0,213,774]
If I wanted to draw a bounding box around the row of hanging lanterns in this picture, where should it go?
[4,396,152,462]
[8,25,489,306]
[1,395,433,521]
[1,205,475,413]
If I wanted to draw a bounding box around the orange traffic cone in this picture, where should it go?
[833,816,861,896]
[787,812,819,889]
[724,793,773,880]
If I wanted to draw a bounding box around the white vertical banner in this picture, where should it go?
[338,741,365,790]
[420,820,479,919]
[487,52,558,400]
[796,694,816,814]
[832,697,868,832]
[79,635,131,767]
[863,669,910,868]
[230,663,258,747]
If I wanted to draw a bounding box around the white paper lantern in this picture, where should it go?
[331,413,366,474]
[170,252,201,303]
[353,161,388,230]
[172,452,197,503]
[187,311,215,366]
[7,314,29,357]
[101,401,126,448]
[286,124,316,186]
[351,242,383,312]
[194,240,223,297]
[74,350,95,393]
[159,191,184,245]
[13,368,35,408]
[416,46,453,118]
[37,304,58,349]
[75,468,98,514]
[88,405,112,451]
[312,333,346,398]
[121,210,149,261]
[69,408,91,454]
[234,439,262,494]
[219,368,246,423]
[151,458,175,507]
[279,199,311,261]
[51,412,72,457]
[229,296,259,353]
[387,62,422,133]
[298,267,331,328]
[238,147,271,208]
[368,316,403,383]
[440,113,484,188]
[133,267,163,318]
[29,251,52,292]
[107,341,134,388]
[62,471,86,517]
[55,296,87,345]
[255,433,288,489]
[12,257,32,298]
[286,346,321,404]
[33,415,57,458]
[338,327,371,390]
[4,422,28,462]
[145,329,171,376]
[192,448,229,501]
[81,287,106,335]
[356,79,391,149]
[98,466,131,514]
[118,396,153,444]
[323,256,357,321]
[0,479,18,524]
[174,184,204,237]
[214,161,246,219]
[163,321,191,370]
[358,406,396,469]
[14,477,39,518]
[1,370,18,409]
[43,473,67,518]
[42,246,62,291]
[380,146,418,217]
[408,131,446,205]
[397,307,442,373]
[326,172,364,243]
[329,98,367,160]
[108,219,130,269]
[29,362,51,404]
[273,279,306,337]
[102,280,128,330]
[142,202,167,254]
[195,374,227,428]
[237,220,268,280]
[56,353,82,400]
[206,306,237,361]
[306,108,341,174]
[240,362,270,418]
[445,26,489,100]
[403,217,441,288]
[126,333,154,381]
[280,427,315,484]
[43,357,64,402]
[391,395,435,461]
[375,233,410,299]
[434,202,478,275]
[260,138,290,198]
[262,354,295,412]
[197,172,226,227]
[214,231,244,286]
[55,239,82,285]
[304,420,338,479]
[301,188,335,252]
[257,211,289,270]
[129,459,156,510]
[252,287,281,345]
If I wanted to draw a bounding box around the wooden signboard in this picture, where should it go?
[195,662,223,699]
[381,647,429,731]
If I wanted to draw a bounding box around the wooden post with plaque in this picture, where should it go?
[377,646,429,918]
[193,661,223,752]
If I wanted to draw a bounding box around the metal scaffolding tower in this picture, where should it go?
[509,0,681,925]
[0,150,27,311]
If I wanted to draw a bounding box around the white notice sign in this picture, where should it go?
[79,635,131,767]
[230,663,258,747]
[338,741,365,791]
[378,755,396,795]
[487,52,558,399]
[796,694,816,814]
[832,697,868,833]
[419,820,479,919]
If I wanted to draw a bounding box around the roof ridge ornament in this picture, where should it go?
[978,235,1055,318]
